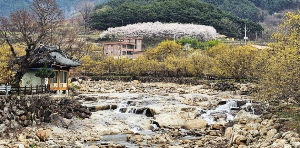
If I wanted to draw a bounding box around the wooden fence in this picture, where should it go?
[0,85,51,95]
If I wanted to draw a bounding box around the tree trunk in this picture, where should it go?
[12,59,31,86]
[40,78,45,86]
[13,70,27,87]
[84,20,86,33]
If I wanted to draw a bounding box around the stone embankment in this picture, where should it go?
[88,76,257,93]
[0,80,298,148]
[0,95,91,137]
[75,78,256,95]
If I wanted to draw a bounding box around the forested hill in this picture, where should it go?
[93,0,300,23]
[0,0,31,17]
[0,0,110,17]
[199,0,300,22]
[90,0,263,39]
[2,0,298,21]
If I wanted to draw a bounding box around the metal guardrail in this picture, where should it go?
[0,85,50,95]
[0,85,11,95]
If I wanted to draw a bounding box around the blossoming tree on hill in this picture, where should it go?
[100,22,219,41]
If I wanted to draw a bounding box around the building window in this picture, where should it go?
[128,45,134,49]
[127,51,132,55]
[135,39,137,49]
[50,71,58,83]
[60,71,67,83]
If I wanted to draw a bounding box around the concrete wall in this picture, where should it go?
[103,44,122,58]
[135,39,142,52]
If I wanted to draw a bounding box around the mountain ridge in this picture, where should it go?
[0,0,110,17]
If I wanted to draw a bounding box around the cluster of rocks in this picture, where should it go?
[73,79,256,96]
[0,80,297,148]
[0,124,109,148]
[0,95,91,137]
[89,76,208,85]
[211,82,257,95]
[83,76,257,94]
[227,110,300,148]
[125,120,228,148]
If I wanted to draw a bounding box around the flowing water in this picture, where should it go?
[79,91,256,147]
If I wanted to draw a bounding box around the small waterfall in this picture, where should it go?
[242,99,255,114]
[225,113,234,122]
[142,109,147,115]
[125,108,134,113]
[216,100,238,111]
[115,100,128,113]
[129,123,144,133]
[201,100,239,124]
[150,124,159,131]
[131,126,142,133]
[201,110,216,124]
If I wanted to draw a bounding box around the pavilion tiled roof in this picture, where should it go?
[30,45,81,68]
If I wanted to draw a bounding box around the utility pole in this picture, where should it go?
[174,34,176,42]
[244,24,248,45]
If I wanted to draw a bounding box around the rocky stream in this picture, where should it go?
[0,80,300,148]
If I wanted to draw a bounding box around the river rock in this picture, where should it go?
[266,129,277,139]
[183,119,208,130]
[15,144,25,148]
[17,134,27,142]
[212,121,227,130]
[284,144,293,148]
[36,129,52,141]
[225,127,233,140]
[154,112,196,127]
[233,110,252,124]
[0,124,7,136]
[232,134,247,145]
[271,139,287,147]
[291,142,300,148]
[198,101,211,108]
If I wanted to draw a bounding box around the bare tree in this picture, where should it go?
[75,1,95,33]
[53,28,87,59]
[0,0,64,85]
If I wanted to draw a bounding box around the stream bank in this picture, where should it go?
[0,80,298,148]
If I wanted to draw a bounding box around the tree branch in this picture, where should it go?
[3,32,17,58]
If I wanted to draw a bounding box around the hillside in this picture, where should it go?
[90,0,263,39]
[0,0,110,17]
[2,0,298,21]
[0,0,31,17]
[199,0,300,22]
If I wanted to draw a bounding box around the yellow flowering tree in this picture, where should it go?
[258,11,300,103]
[209,44,258,81]
[144,40,183,62]
[0,43,26,84]
[0,44,12,84]
[78,44,105,76]
[188,50,212,77]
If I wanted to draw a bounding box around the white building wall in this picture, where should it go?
[21,71,47,87]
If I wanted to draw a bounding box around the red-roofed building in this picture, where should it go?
[102,37,143,58]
